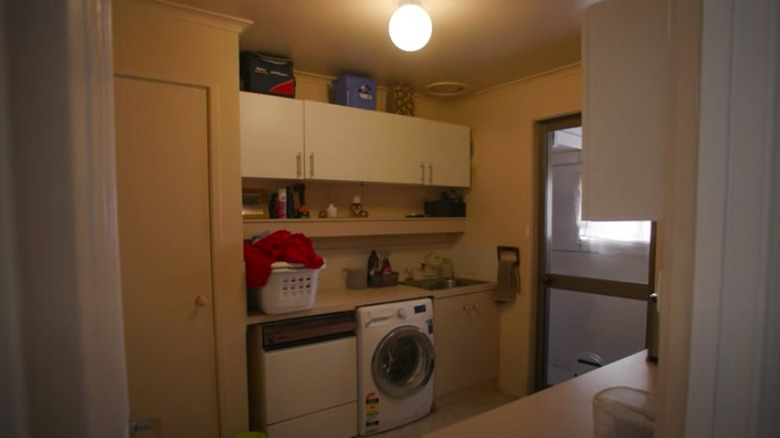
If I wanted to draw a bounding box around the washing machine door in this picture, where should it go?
[371,325,434,398]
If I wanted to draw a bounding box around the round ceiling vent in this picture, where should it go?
[423,81,468,97]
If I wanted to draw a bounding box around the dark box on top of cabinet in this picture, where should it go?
[332,75,377,110]
[240,52,296,98]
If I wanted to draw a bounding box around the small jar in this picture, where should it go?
[350,195,364,217]
[326,203,338,218]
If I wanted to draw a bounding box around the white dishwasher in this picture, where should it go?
[247,311,357,438]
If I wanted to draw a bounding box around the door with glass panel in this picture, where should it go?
[534,114,656,390]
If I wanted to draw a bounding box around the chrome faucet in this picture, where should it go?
[421,252,442,279]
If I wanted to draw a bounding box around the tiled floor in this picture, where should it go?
[373,387,519,438]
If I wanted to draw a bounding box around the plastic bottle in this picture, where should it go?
[381,254,392,275]
[277,188,287,219]
[367,250,379,279]
[285,186,297,218]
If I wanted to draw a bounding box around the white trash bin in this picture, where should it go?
[593,386,655,438]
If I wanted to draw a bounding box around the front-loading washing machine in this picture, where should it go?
[356,298,434,435]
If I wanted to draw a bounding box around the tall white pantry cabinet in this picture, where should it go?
[113,1,250,437]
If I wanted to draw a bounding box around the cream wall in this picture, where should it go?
[450,65,582,396]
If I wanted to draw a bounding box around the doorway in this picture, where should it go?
[534,114,656,390]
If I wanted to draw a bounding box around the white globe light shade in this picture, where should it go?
[388,4,432,52]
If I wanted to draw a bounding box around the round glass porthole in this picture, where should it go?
[371,325,434,398]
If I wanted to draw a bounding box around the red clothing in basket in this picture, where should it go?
[243,230,324,288]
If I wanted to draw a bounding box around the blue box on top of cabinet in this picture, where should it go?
[332,75,377,110]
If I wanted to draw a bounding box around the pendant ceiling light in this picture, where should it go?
[388,1,432,52]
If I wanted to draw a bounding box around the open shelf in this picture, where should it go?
[243,217,465,239]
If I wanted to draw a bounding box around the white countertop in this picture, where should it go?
[424,351,657,438]
[247,281,497,324]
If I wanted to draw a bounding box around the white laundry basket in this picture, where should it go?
[251,261,324,314]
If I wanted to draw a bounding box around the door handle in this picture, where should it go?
[296,153,302,178]
[309,153,314,178]
[195,295,208,307]
[129,416,156,437]
[577,358,603,368]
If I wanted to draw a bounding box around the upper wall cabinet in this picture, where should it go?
[240,92,471,187]
[418,118,471,187]
[304,100,417,184]
[241,92,304,179]
[581,0,667,220]
[304,101,471,187]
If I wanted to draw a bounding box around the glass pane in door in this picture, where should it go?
[546,288,648,386]
[536,120,655,391]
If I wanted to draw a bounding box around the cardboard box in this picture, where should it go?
[240,52,295,98]
[388,84,415,116]
[332,75,376,110]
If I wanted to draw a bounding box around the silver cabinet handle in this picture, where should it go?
[420,162,426,183]
[309,153,314,178]
[428,163,433,184]
[296,153,302,178]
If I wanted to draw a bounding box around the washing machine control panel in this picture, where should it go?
[397,308,407,319]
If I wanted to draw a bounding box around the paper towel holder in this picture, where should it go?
[497,246,519,266]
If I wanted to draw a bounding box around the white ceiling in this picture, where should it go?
[171,0,595,97]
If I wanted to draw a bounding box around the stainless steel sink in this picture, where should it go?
[402,278,488,291]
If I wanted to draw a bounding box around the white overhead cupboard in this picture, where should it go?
[415,116,472,187]
[581,0,668,220]
[240,92,471,187]
[240,92,304,180]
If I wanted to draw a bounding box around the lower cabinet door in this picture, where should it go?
[266,403,357,438]
[262,337,357,424]
[434,291,499,398]
[247,331,357,437]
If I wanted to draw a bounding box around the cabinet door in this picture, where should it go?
[304,101,423,184]
[581,0,667,220]
[115,77,219,438]
[434,291,499,398]
[420,119,471,187]
[241,92,304,179]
